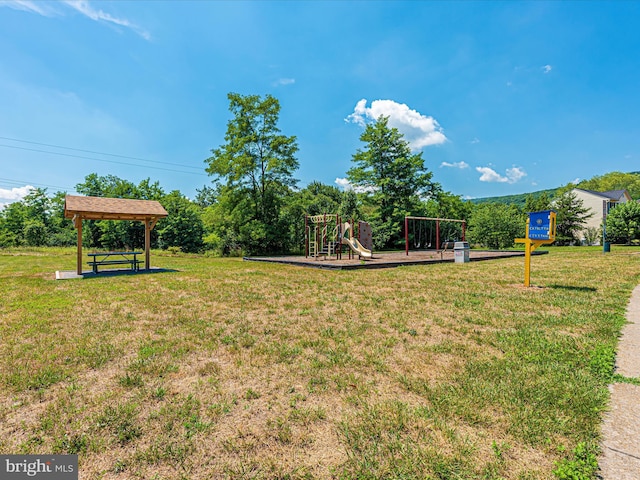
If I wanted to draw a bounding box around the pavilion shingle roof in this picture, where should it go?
[64,195,168,221]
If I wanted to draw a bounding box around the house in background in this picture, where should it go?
[572,188,632,244]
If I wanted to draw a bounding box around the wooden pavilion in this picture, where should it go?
[64,195,168,275]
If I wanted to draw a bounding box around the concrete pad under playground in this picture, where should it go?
[599,285,640,479]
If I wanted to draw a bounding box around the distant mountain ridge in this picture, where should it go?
[469,188,559,207]
[470,171,640,206]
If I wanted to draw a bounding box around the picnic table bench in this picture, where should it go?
[87,251,143,274]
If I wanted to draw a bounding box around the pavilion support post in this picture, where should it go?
[74,215,82,276]
[145,219,151,271]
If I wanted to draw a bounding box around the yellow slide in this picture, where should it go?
[341,236,372,258]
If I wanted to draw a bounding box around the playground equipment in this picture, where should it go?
[305,214,372,260]
[341,221,372,258]
[405,216,466,255]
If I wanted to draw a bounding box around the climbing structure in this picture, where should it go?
[305,214,342,259]
[305,214,373,260]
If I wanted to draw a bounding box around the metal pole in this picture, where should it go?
[603,200,609,253]
[436,220,440,250]
[337,215,341,259]
[405,217,409,255]
[305,215,308,258]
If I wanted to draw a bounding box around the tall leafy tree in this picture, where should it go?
[606,201,640,244]
[553,191,593,245]
[206,93,299,254]
[0,201,27,246]
[157,191,204,253]
[339,189,362,223]
[347,116,440,248]
[467,203,525,249]
[48,192,75,246]
[524,192,551,213]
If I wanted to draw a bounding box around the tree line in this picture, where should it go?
[1,93,639,253]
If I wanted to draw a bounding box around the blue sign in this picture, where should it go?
[528,210,555,240]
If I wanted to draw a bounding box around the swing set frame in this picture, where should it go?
[404,216,466,255]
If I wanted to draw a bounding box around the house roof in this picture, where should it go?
[574,188,630,202]
[64,195,168,221]
[601,190,631,201]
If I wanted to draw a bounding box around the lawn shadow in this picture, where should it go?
[55,267,179,280]
[547,284,597,292]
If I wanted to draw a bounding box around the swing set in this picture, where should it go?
[404,216,466,255]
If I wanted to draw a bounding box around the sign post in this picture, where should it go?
[515,210,557,287]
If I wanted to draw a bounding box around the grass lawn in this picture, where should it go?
[1,246,639,479]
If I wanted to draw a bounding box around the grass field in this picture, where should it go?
[1,247,639,479]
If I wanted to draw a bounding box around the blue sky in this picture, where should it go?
[0,0,638,207]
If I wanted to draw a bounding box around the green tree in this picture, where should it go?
[47,192,75,247]
[157,191,204,253]
[205,93,299,255]
[524,191,551,213]
[467,203,525,249]
[194,185,217,208]
[347,116,440,249]
[0,187,76,247]
[0,200,27,246]
[23,220,47,246]
[200,188,241,256]
[339,189,362,223]
[553,191,593,245]
[22,188,51,228]
[605,201,640,244]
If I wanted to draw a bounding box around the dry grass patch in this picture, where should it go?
[0,246,639,478]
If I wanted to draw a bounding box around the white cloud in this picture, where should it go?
[506,167,526,183]
[471,137,480,144]
[477,167,508,183]
[345,99,447,151]
[335,177,352,190]
[476,166,527,184]
[0,1,150,39]
[0,0,58,16]
[273,78,295,87]
[0,185,34,209]
[542,65,552,74]
[440,161,469,169]
[64,1,150,40]
[334,177,376,193]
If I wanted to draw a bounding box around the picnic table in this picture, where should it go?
[87,251,143,274]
